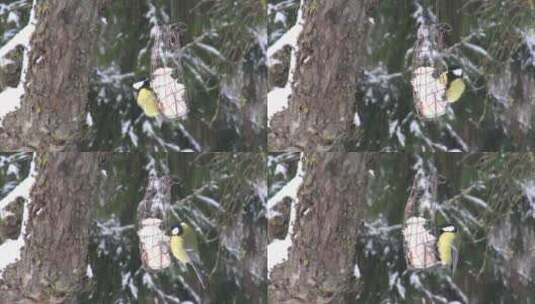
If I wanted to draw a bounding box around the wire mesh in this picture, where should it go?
[403,172,439,269]
[150,23,188,120]
[137,218,171,271]
[410,17,450,120]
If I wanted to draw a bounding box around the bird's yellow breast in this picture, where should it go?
[137,88,160,117]
[437,232,456,265]
[170,236,191,264]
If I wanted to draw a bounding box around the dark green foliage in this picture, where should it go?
[78,153,266,304]
[357,153,535,303]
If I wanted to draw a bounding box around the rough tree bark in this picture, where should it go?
[0,0,106,151]
[0,152,107,304]
[269,153,370,303]
[269,1,375,151]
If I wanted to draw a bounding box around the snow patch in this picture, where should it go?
[86,112,94,127]
[267,86,291,123]
[0,154,37,277]
[267,155,304,218]
[86,265,94,279]
[267,0,304,126]
[267,154,305,278]
[353,263,361,279]
[353,112,361,127]
[0,0,37,125]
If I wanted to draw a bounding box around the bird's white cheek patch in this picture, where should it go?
[132,81,144,90]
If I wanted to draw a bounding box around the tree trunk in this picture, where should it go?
[0,152,106,304]
[0,0,106,151]
[269,1,374,151]
[269,153,370,303]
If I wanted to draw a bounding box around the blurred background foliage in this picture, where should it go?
[0,152,267,304]
[357,0,535,151]
[82,152,267,303]
[85,0,266,152]
[357,152,535,303]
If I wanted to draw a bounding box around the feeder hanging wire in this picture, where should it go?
[410,3,452,120]
[150,23,189,120]
[137,174,174,271]
[403,170,440,269]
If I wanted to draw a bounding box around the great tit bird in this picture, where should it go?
[437,225,459,274]
[132,80,160,118]
[437,67,466,103]
[170,223,205,288]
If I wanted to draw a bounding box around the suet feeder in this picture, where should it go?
[137,175,173,271]
[402,172,439,269]
[138,218,171,270]
[410,17,450,120]
[150,23,188,120]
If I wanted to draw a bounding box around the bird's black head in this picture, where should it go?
[441,225,457,233]
[448,66,463,80]
[170,224,183,236]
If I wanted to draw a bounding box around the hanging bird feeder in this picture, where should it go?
[410,15,450,120]
[137,175,174,271]
[402,172,440,269]
[137,218,171,270]
[150,23,189,120]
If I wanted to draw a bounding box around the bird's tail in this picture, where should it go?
[190,263,206,290]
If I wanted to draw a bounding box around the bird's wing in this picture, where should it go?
[183,224,200,258]
[446,79,466,103]
[170,236,192,264]
[137,90,160,117]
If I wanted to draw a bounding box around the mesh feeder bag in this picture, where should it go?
[150,24,188,120]
[403,174,439,269]
[410,20,449,119]
[137,218,171,270]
